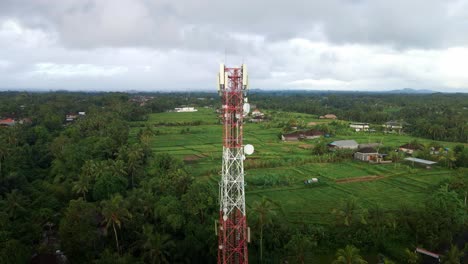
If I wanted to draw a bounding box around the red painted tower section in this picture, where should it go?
[217,64,249,264]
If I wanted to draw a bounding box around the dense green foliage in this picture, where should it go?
[250,92,468,143]
[0,92,217,263]
[0,91,467,263]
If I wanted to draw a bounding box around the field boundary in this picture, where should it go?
[336,175,385,184]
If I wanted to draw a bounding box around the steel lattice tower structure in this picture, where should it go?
[217,63,249,264]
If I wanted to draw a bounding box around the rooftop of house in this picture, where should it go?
[283,130,324,137]
[350,122,370,125]
[329,140,359,148]
[283,131,302,138]
[356,147,378,153]
[251,115,265,120]
[0,118,15,123]
[385,120,402,125]
[0,118,16,127]
[404,157,437,165]
[304,130,324,136]
[358,143,382,149]
[399,143,423,150]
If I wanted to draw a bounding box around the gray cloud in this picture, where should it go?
[1,0,467,50]
[0,0,467,92]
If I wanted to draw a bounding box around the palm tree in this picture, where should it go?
[100,194,132,254]
[138,125,154,147]
[126,145,144,188]
[72,174,90,200]
[250,197,280,263]
[81,160,98,179]
[0,144,8,178]
[440,150,457,169]
[332,198,367,226]
[332,245,368,264]
[284,234,316,264]
[441,244,463,264]
[367,204,395,246]
[405,248,420,264]
[5,189,26,219]
[135,224,175,264]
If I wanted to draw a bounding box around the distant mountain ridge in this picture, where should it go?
[385,88,437,94]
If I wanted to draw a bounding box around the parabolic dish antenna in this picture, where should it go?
[243,103,250,115]
[244,144,254,155]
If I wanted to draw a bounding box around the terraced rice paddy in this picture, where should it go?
[134,108,458,224]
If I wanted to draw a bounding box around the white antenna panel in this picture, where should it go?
[243,103,250,115]
[219,63,225,85]
[242,64,248,86]
[224,72,229,87]
[244,144,254,155]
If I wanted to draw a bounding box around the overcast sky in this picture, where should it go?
[1,0,468,92]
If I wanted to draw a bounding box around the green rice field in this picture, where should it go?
[134,108,460,224]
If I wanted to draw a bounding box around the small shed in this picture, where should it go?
[358,143,382,149]
[282,130,323,141]
[354,147,379,161]
[328,140,359,150]
[404,157,437,169]
[349,123,370,132]
[282,131,301,141]
[319,114,337,119]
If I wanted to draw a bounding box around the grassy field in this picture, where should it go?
[135,108,460,224]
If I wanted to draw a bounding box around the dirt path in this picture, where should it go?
[336,175,385,184]
[183,154,203,162]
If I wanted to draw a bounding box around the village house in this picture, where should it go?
[174,107,197,112]
[319,114,337,119]
[354,147,380,162]
[383,121,404,134]
[18,118,32,125]
[358,143,382,149]
[399,143,423,155]
[251,108,264,117]
[281,130,324,141]
[65,114,78,122]
[0,118,16,127]
[129,95,154,106]
[349,122,370,132]
[328,140,359,150]
[65,112,85,122]
[250,116,266,123]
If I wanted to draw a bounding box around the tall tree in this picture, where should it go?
[332,245,368,264]
[4,190,27,219]
[441,245,463,264]
[405,248,420,264]
[100,194,132,254]
[135,224,175,264]
[72,174,90,200]
[332,197,367,226]
[59,199,99,262]
[284,233,316,264]
[250,197,280,263]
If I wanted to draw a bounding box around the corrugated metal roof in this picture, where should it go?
[329,140,358,148]
[404,157,437,165]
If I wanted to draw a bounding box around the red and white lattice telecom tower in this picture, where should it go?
[217,63,252,264]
